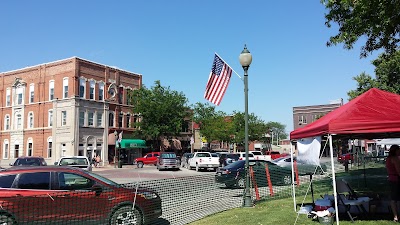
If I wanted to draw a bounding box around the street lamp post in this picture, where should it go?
[239,44,253,207]
[114,130,118,168]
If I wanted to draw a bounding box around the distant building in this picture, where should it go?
[0,57,142,166]
[292,99,343,131]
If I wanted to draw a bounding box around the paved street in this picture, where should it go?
[92,164,293,225]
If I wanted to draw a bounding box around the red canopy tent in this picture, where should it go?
[290,88,400,140]
[289,88,400,224]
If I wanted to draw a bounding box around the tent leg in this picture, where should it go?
[329,135,340,225]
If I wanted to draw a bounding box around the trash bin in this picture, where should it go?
[118,160,123,168]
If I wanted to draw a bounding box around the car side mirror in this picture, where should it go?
[91,184,103,196]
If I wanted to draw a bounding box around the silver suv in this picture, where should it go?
[156,152,178,171]
[54,156,92,171]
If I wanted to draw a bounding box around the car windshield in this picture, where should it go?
[59,158,88,166]
[211,153,219,157]
[252,152,262,155]
[86,171,121,187]
[161,153,176,159]
[14,158,42,166]
[197,153,211,157]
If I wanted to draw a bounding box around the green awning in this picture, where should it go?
[119,139,146,148]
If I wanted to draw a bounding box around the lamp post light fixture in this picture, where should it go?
[114,130,118,168]
[239,44,253,207]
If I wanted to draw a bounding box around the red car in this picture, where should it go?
[0,166,162,225]
[134,152,160,168]
[338,153,354,163]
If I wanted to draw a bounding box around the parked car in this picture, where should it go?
[180,153,194,169]
[188,152,220,172]
[219,153,240,167]
[9,156,47,167]
[157,152,179,171]
[215,160,294,188]
[235,152,255,161]
[135,152,160,168]
[0,166,162,225]
[338,153,354,163]
[265,151,288,160]
[273,155,326,175]
[54,156,92,171]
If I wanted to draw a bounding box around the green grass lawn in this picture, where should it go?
[188,197,394,225]
[189,163,394,225]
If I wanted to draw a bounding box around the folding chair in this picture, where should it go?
[336,179,371,222]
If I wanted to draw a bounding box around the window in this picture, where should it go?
[118,114,123,128]
[16,114,22,129]
[29,84,34,103]
[79,111,85,126]
[79,78,86,98]
[47,138,52,158]
[48,110,53,127]
[49,80,55,100]
[17,87,23,105]
[89,80,95,100]
[99,83,104,101]
[0,175,16,188]
[4,115,10,130]
[133,115,138,128]
[3,141,9,159]
[14,145,19,158]
[63,78,68,98]
[118,87,124,104]
[18,172,50,189]
[27,140,33,156]
[298,115,307,125]
[126,115,130,128]
[6,89,10,106]
[28,112,34,128]
[58,172,94,190]
[61,111,67,126]
[96,112,102,127]
[88,112,94,127]
[108,112,114,127]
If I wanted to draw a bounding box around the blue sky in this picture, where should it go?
[0,1,378,134]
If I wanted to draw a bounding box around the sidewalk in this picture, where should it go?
[92,164,136,171]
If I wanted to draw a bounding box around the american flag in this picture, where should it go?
[204,54,233,106]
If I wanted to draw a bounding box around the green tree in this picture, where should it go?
[322,0,400,58]
[130,80,190,149]
[231,111,268,145]
[348,50,400,99]
[266,121,287,145]
[192,102,233,146]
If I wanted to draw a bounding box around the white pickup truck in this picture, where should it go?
[250,151,271,161]
[188,152,220,172]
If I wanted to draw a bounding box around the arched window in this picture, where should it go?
[47,137,52,158]
[4,115,10,130]
[15,114,22,130]
[27,112,34,128]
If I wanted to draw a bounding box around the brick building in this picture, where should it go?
[0,57,142,166]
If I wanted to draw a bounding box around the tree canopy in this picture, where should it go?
[322,0,400,58]
[348,50,400,99]
[130,80,190,147]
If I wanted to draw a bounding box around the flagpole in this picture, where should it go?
[215,52,243,81]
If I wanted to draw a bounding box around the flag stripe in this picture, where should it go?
[204,54,233,106]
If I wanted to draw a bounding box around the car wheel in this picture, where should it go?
[110,205,142,225]
[137,162,144,168]
[0,214,15,225]
[225,183,235,189]
[282,175,292,185]
[236,177,245,189]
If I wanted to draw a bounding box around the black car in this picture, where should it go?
[9,156,47,167]
[215,160,294,188]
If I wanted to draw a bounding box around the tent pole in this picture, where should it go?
[290,142,296,212]
[329,134,339,224]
